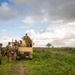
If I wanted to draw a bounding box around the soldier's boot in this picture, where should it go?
[0,59,1,64]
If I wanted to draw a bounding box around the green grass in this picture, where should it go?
[0,56,18,75]
[0,56,12,75]
[23,48,75,75]
[0,48,75,75]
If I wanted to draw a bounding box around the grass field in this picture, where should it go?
[0,48,75,75]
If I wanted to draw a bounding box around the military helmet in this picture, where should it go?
[0,43,2,46]
[8,42,11,45]
[25,33,27,35]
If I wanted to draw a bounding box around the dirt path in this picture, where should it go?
[9,61,24,75]
[17,61,24,75]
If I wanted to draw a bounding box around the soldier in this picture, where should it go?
[0,43,2,64]
[18,40,22,47]
[6,42,12,62]
[14,40,19,60]
[22,33,32,47]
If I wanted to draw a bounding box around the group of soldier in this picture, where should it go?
[0,40,19,64]
[6,40,18,63]
[0,33,32,64]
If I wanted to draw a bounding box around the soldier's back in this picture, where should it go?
[6,45,11,53]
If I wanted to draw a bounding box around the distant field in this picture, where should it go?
[0,48,75,75]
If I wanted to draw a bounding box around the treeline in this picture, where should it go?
[33,47,75,53]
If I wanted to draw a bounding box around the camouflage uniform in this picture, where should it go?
[14,40,19,60]
[19,40,22,47]
[22,34,32,47]
[6,42,12,62]
[0,43,2,64]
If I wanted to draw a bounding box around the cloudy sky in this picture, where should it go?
[0,0,75,47]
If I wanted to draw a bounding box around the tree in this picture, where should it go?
[46,43,52,48]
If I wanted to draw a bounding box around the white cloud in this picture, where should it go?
[47,22,75,47]
[25,29,37,39]
[3,36,11,40]
[19,25,29,28]
[21,16,41,25]
[13,36,21,41]
[0,35,21,47]
[1,23,75,47]
[0,36,12,47]
[0,0,75,47]
[25,22,75,47]
[1,29,6,33]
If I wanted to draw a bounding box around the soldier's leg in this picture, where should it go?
[11,53,14,60]
[7,55,10,62]
[7,53,9,62]
[14,52,17,61]
[9,53,12,62]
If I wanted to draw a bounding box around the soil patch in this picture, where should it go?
[17,61,24,75]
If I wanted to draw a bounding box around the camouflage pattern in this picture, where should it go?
[18,40,22,47]
[6,42,12,62]
[22,34,32,47]
[13,40,19,60]
[14,40,19,50]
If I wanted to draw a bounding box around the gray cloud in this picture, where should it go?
[0,2,28,21]
[11,0,75,22]
[0,2,18,21]
[1,0,75,22]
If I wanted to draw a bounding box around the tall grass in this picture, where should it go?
[0,48,75,75]
[23,48,75,75]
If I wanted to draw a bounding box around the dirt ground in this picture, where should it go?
[17,61,24,75]
[9,61,24,75]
